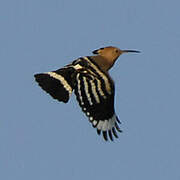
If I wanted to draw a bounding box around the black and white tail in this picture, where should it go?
[34,67,76,103]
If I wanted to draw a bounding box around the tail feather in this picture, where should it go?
[34,67,76,103]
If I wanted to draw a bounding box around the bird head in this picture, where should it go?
[92,46,140,70]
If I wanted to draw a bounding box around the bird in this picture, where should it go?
[34,46,140,141]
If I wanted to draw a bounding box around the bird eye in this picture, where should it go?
[115,49,119,53]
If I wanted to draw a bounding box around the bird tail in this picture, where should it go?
[34,67,76,103]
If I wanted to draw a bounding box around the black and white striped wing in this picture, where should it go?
[74,58,122,141]
[34,67,76,103]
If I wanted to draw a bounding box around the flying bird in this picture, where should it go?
[34,46,140,141]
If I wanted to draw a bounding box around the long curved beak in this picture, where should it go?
[122,50,141,53]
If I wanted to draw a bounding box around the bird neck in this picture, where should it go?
[90,56,115,72]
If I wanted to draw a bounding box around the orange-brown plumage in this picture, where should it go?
[92,46,140,71]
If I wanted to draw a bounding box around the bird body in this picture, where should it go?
[34,46,140,141]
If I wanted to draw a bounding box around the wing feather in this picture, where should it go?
[74,57,122,141]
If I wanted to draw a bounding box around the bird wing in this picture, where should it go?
[74,57,122,141]
[34,67,76,103]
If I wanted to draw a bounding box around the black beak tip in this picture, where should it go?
[135,50,141,53]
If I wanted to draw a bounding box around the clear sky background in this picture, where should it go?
[0,0,180,179]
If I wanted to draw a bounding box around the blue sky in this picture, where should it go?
[0,0,180,179]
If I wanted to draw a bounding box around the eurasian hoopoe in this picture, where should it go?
[34,46,140,141]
